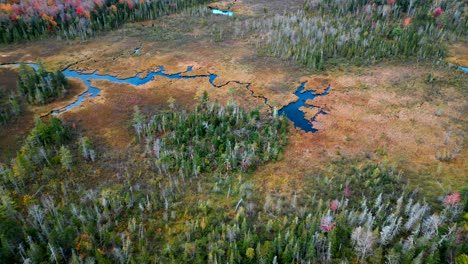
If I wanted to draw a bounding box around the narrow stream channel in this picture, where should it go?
[134,42,142,54]
[210,7,234,16]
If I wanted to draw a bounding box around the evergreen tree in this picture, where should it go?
[79,137,96,161]
[59,145,73,171]
[17,63,68,105]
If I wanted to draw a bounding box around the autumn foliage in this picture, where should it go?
[0,0,212,43]
[434,7,443,18]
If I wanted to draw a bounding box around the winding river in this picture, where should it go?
[1,63,220,114]
[1,10,466,133]
[0,7,335,133]
[1,62,330,132]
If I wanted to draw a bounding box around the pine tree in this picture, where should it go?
[12,153,32,179]
[246,247,255,261]
[9,97,20,116]
[59,145,73,171]
[132,106,145,141]
[79,137,95,161]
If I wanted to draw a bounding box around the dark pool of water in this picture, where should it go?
[278,82,330,133]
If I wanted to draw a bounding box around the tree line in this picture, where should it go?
[0,0,213,43]
[233,0,466,70]
[0,63,67,127]
[0,91,20,125]
[17,63,69,105]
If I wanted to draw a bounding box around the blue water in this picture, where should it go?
[211,9,234,16]
[1,63,331,132]
[209,74,218,86]
[1,63,219,114]
[461,66,468,72]
[134,42,142,54]
[278,82,330,133]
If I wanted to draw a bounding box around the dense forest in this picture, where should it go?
[234,0,467,70]
[0,97,466,263]
[0,62,67,126]
[133,92,289,175]
[0,91,20,124]
[17,63,69,105]
[0,0,212,42]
